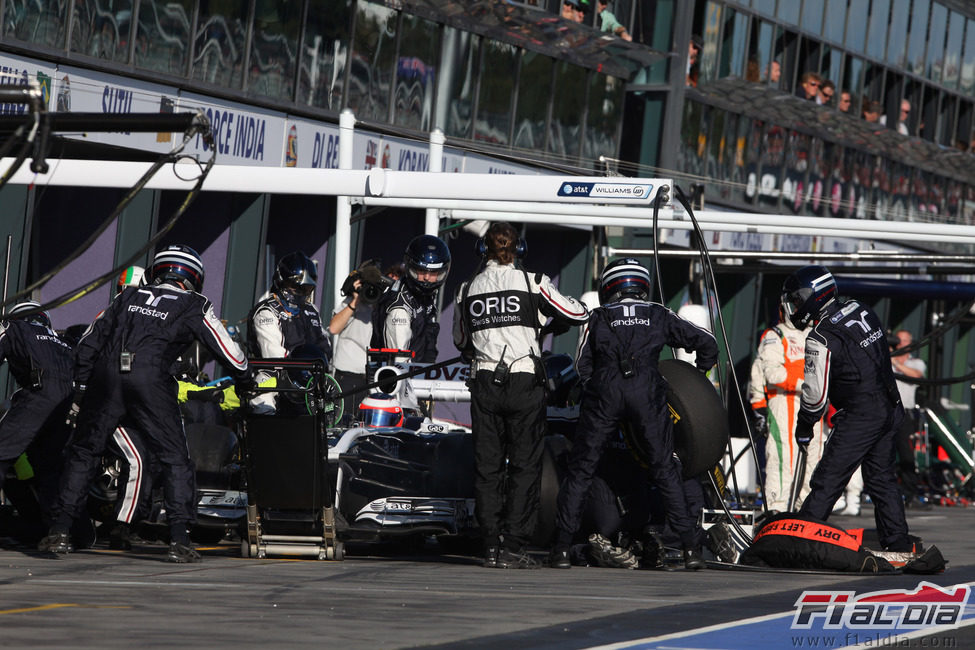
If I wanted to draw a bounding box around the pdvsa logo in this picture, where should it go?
[792,582,970,630]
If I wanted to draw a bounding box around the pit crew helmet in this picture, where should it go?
[598,257,652,305]
[6,300,51,328]
[117,265,145,293]
[358,393,404,427]
[149,245,205,292]
[273,251,317,304]
[404,235,451,294]
[781,265,837,329]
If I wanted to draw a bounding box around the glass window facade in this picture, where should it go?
[135,0,194,76]
[347,3,398,123]
[548,61,587,160]
[474,39,517,146]
[297,0,352,111]
[513,51,553,151]
[247,0,302,101]
[192,1,250,88]
[3,0,67,49]
[71,0,134,63]
[392,15,440,131]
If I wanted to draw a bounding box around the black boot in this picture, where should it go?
[483,545,500,568]
[548,546,571,569]
[38,530,73,555]
[683,547,705,570]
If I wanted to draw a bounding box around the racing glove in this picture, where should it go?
[65,384,86,429]
[752,407,769,438]
[187,387,224,403]
[234,371,258,395]
[795,420,813,448]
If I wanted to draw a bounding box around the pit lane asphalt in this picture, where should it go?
[2,505,974,649]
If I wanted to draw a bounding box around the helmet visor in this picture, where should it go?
[408,266,448,287]
[360,408,403,427]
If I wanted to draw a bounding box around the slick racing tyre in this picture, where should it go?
[623,358,728,478]
[532,435,569,547]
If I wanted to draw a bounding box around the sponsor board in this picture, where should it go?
[54,65,179,153]
[177,92,287,166]
[0,52,56,114]
[284,117,341,168]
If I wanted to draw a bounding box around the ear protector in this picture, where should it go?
[475,237,527,258]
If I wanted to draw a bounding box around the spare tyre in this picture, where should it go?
[622,358,728,478]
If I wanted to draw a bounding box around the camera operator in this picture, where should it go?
[329,260,392,423]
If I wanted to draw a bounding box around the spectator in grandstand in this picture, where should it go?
[818,79,835,107]
[797,72,822,101]
[880,99,911,136]
[596,0,631,41]
[862,100,881,123]
[838,90,853,113]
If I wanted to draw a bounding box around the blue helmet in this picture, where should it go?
[781,265,837,329]
[6,300,51,328]
[598,257,652,304]
[149,245,205,291]
[404,235,450,294]
[273,251,317,303]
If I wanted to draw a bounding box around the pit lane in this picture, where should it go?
[2,506,974,649]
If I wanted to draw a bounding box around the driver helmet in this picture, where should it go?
[781,265,837,329]
[358,393,404,427]
[116,265,145,294]
[148,245,205,292]
[598,257,652,305]
[273,251,317,305]
[404,235,450,294]
[6,300,51,328]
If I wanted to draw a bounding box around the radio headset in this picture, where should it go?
[475,236,526,260]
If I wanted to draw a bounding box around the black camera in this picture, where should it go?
[887,332,901,350]
[340,260,393,305]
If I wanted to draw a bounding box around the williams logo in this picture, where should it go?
[792,582,970,630]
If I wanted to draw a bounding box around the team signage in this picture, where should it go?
[558,181,654,200]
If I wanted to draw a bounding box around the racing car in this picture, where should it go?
[239,350,729,560]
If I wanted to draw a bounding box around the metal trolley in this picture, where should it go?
[239,358,345,560]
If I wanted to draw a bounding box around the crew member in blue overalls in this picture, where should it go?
[783,265,912,552]
[551,258,717,570]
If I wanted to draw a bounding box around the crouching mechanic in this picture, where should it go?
[783,265,912,552]
[0,301,74,527]
[552,258,717,570]
[453,222,588,569]
[39,245,253,563]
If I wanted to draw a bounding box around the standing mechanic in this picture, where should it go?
[783,265,913,552]
[551,258,717,570]
[453,222,588,569]
[748,304,824,511]
[374,235,451,363]
[39,245,252,563]
[0,301,74,526]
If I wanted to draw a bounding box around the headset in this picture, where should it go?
[475,236,527,259]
